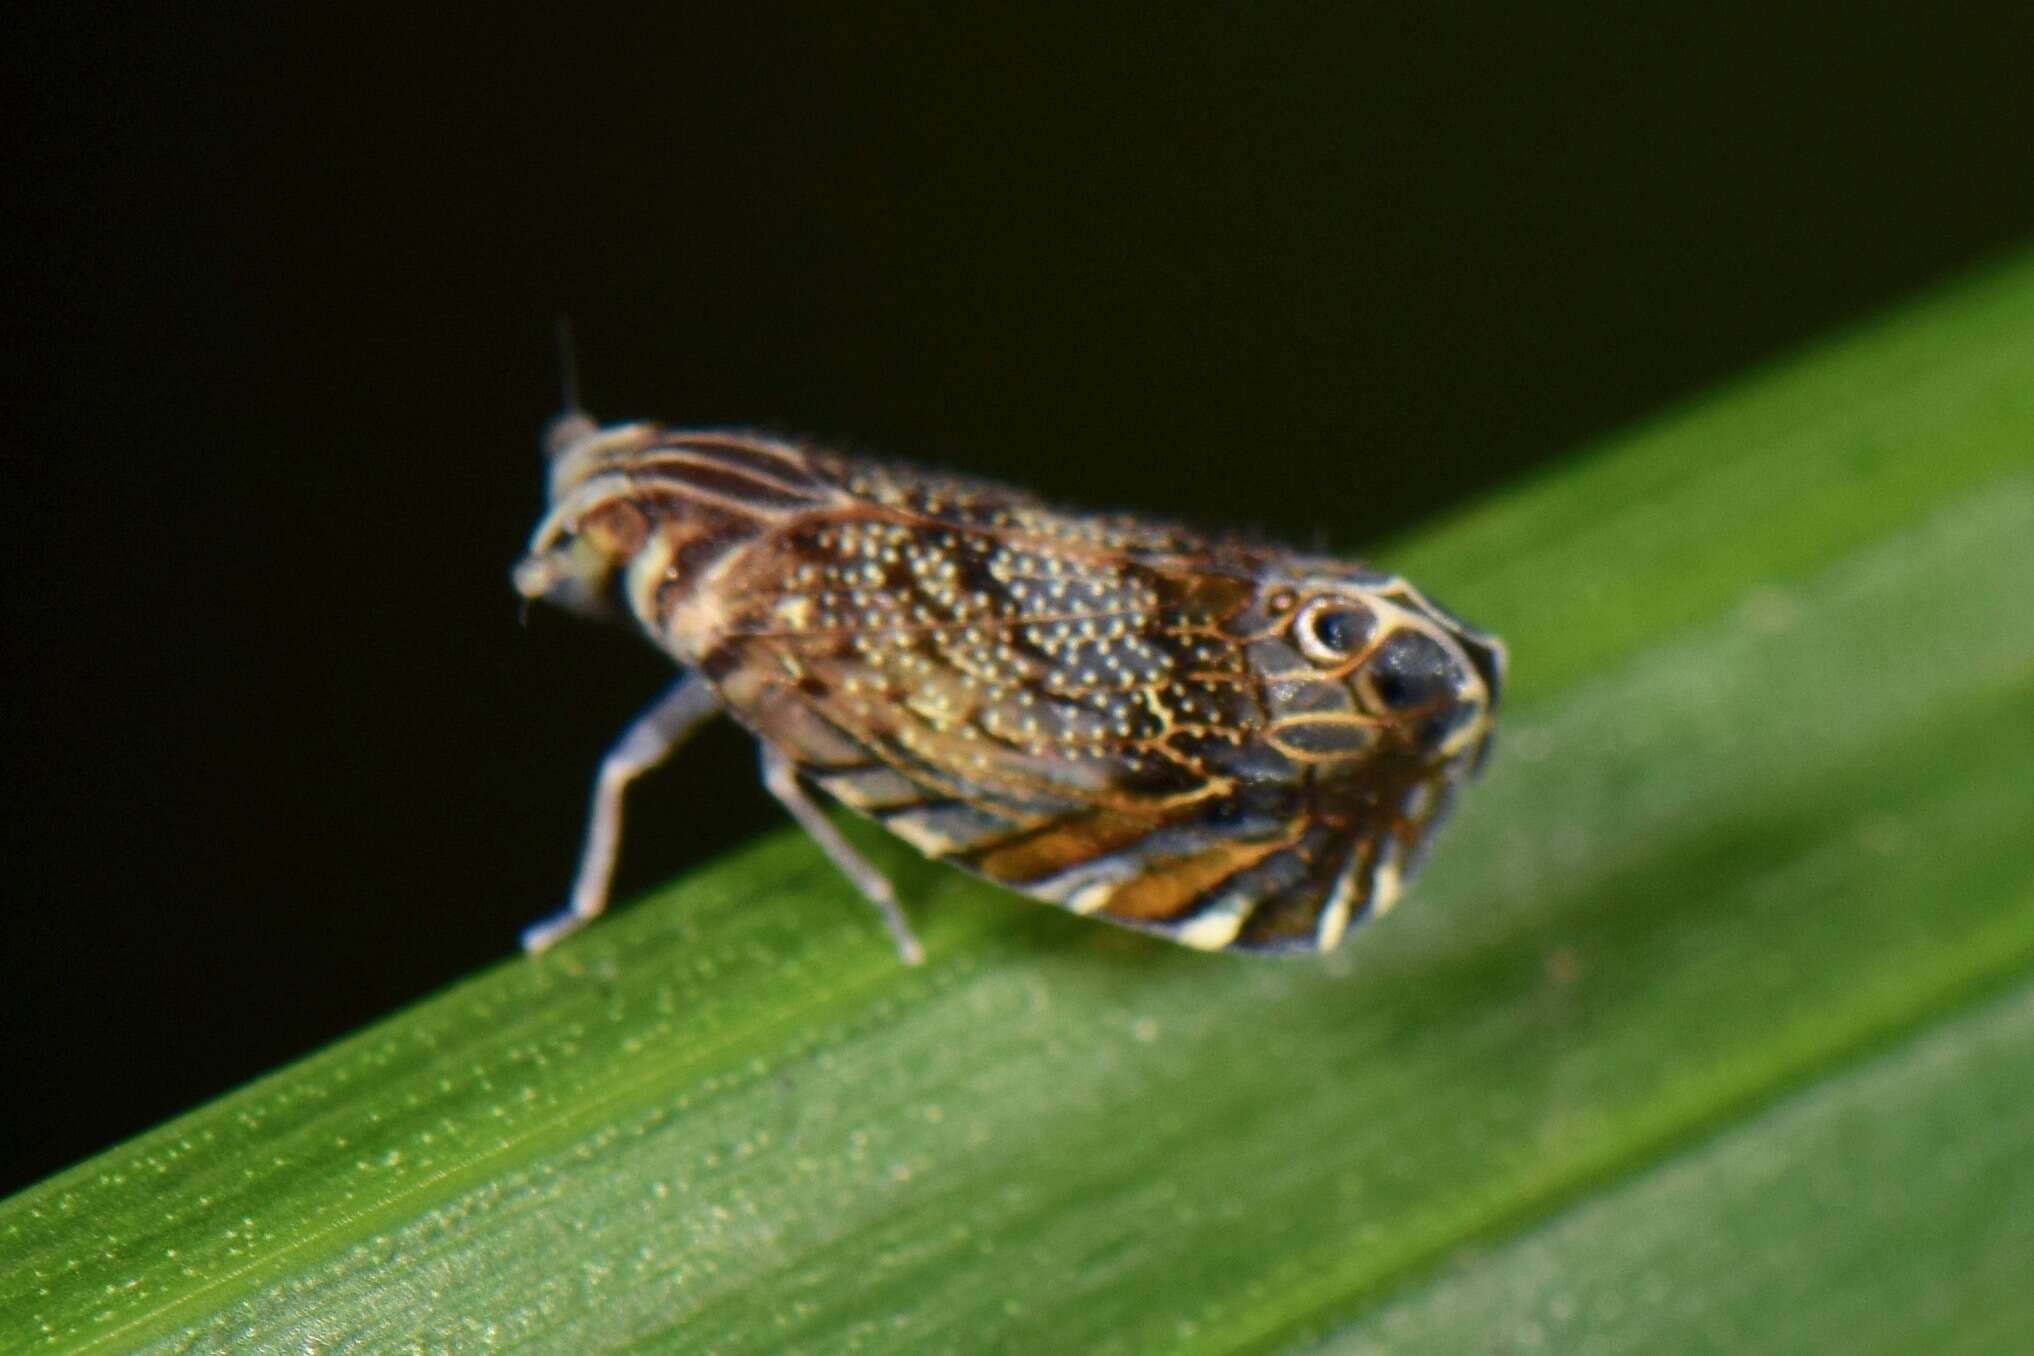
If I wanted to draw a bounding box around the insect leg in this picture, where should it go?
[523,672,723,953]
[759,745,925,966]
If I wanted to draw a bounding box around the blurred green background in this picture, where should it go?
[7,5,2033,1200]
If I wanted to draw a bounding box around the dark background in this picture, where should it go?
[7,7,2032,1197]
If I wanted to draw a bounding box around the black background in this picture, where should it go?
[7,7,2032,1197]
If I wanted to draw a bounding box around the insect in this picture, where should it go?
[514,400,1504,964]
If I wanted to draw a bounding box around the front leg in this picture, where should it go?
[523,673,722,953]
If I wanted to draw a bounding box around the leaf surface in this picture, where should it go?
[6,254,2034,1355]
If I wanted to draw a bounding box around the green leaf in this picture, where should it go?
[7,252,2034,1355]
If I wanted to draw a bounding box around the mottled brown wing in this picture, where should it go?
[519,422,1498,956]
[690,477,1441,952]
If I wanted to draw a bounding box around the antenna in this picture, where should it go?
[554,312,583,418]
[542,313,598,461]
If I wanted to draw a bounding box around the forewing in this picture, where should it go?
[698,505,1325,929]
[693,469,1481,954]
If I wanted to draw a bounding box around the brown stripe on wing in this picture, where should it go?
[1091,835,1291,928]
[644,434,829,487]
[965,806,1172,886]
[625,454,836,515]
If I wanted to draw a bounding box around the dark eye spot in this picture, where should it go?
[1362,630,1458,712]
[1300,602,1376,659]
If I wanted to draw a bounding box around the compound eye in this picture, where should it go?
[1294,598,1377,664]
[1359,629,1459,713]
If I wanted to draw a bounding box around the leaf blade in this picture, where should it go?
[6,254,2034,1354]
